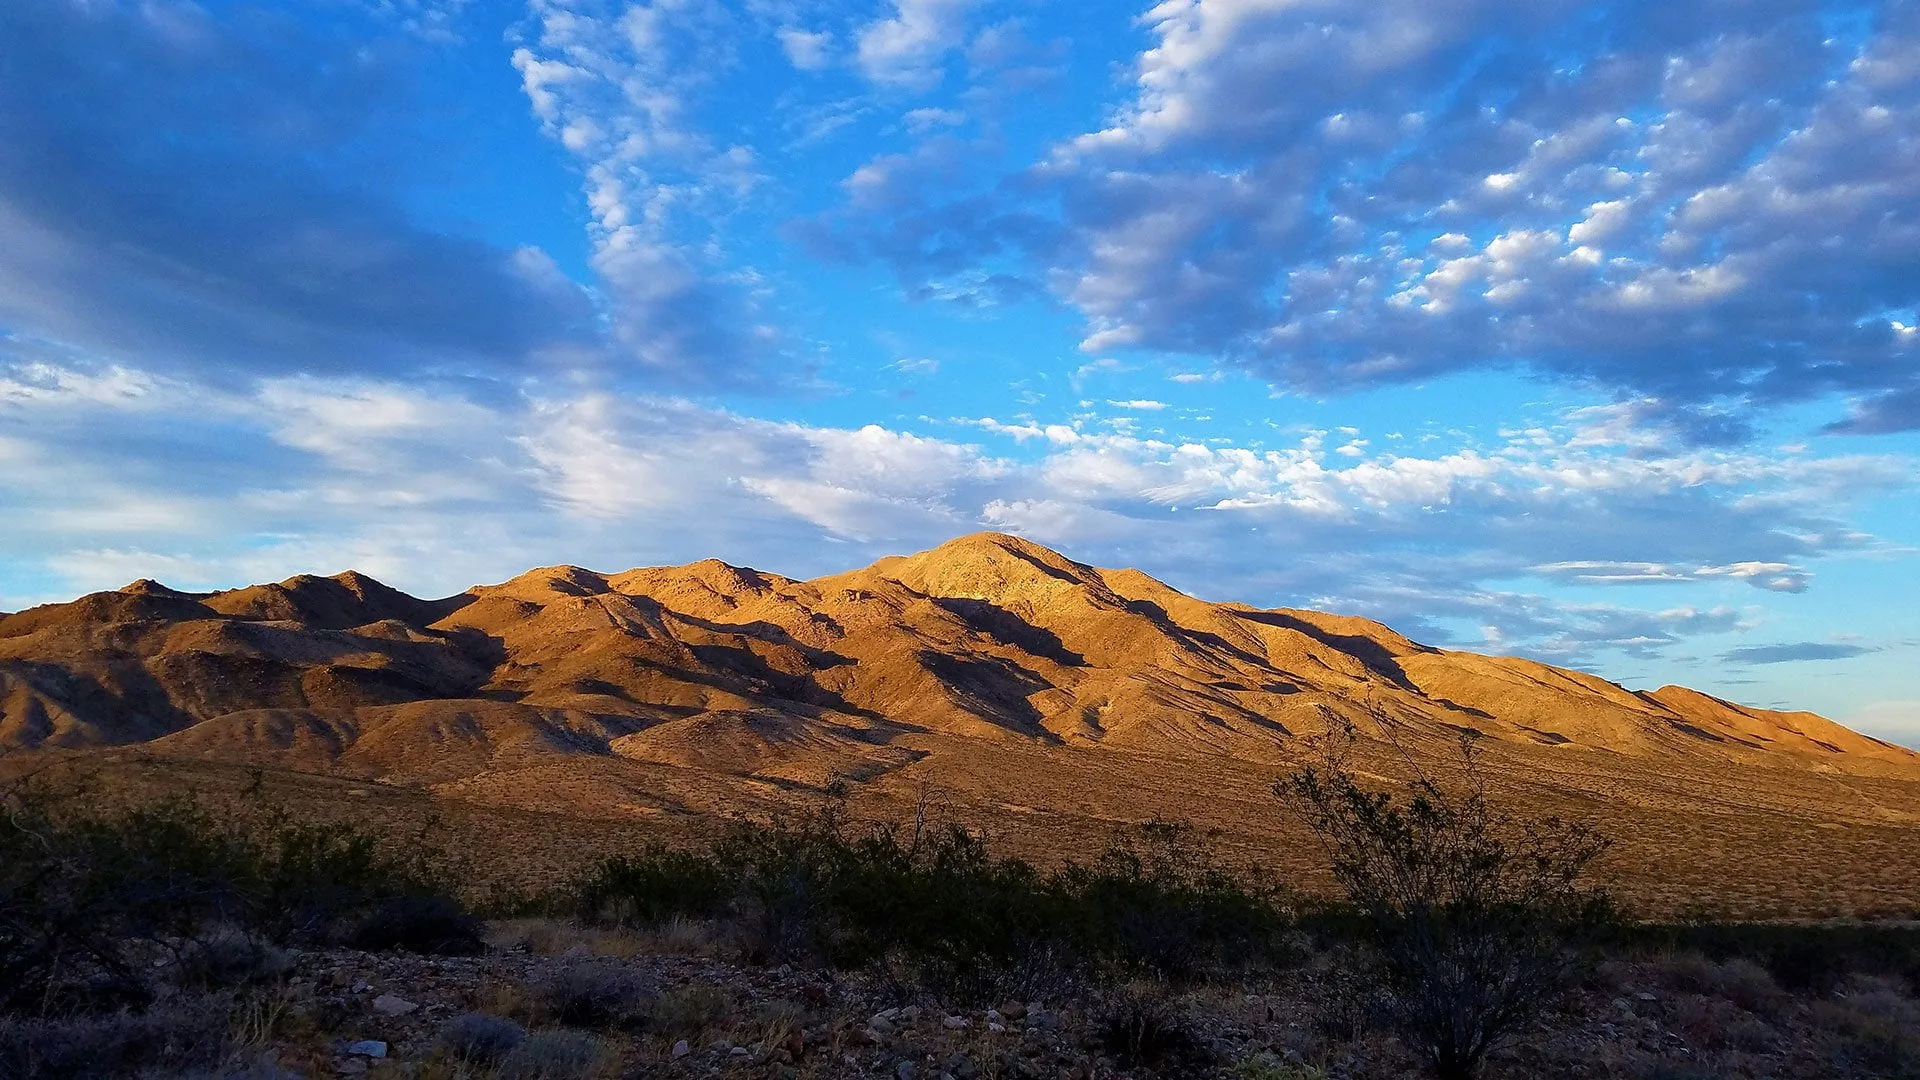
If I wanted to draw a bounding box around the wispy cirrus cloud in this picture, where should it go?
[511,0,788,387]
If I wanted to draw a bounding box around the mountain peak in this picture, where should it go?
[119,578,196,598]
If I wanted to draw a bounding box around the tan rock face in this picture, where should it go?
[1,531,1912,784]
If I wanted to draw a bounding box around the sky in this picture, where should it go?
[2,0,1919,748]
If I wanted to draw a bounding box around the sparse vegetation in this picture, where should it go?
[5,756,1920,1079]
[1277,729,1616,1080]
[568,793,1299,999]
[437,1011,528,1065]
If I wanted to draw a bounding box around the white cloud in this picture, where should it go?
[903,106,965,133]
[777,26,832,70]
[511,0,780,385]
[3,357,1912,675]
[845,2,1920,431]
[856,0,976,90]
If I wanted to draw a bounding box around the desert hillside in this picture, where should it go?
[1,531,1906,771]
[4,532,1917,915]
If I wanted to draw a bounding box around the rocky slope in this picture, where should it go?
[1,532,1909,784]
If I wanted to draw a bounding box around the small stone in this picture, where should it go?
[730,1046,751,1057]
[943,1015,969,1030]
[870,1014,897,1033]
[672,1039,691,1058]
[899,1005,923,1021]
[370,994,416,1016]
[896,1060,917,1080]
[1635,992,1658,1003]
[343,1040,388,1059]
[987,1023,1006,1034]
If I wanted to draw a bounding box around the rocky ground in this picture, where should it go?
[24,918,1906,1080]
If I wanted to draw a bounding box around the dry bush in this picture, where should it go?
[493,1029,608,1080]
[1277,724,1613,1080]
[1094,983,1215,1070]
[526,956,656,1029]
[1669,993,1777,1053]
[648,982,733,1041]
[436,1012,527,1066]
[0,992,236,1080]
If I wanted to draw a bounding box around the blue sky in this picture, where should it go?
[3,0,1919,747]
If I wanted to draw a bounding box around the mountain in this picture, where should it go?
[6,533,1918,915]
[2,531,1905,772]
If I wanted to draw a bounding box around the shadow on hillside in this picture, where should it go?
[932,597,1087,667]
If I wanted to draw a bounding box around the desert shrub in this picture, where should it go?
[528,957,656,1028]
[0,768,473,1016]
[1232,1053,1328,1080]
[1059,819,1298,982]
[1813,990,1920,1080]
[1311,949,1395,1041]
[170,925,288,990]
[437,1012,527,1064]
[648,983,732,1039]
[346,893,485,955]
[566,797,1300,998]
[494,1029,607,1080]
[1627,921,1920,994]
[571,844,730,927]
[1670,993,1776,1053]
[1094,985,1214,1069]
[1277,730,1614,1080]
[0,993,235,1080]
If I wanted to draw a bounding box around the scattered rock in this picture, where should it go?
[343,1040,388,1058]
[672,1039,691,1058]
[370,993,417,1016]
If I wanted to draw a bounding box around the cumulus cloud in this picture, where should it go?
[856,0,977,90]
[830,0,1920,434]
[777,26,833,71]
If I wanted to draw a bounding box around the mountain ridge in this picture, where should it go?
[0,531,1908,778]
